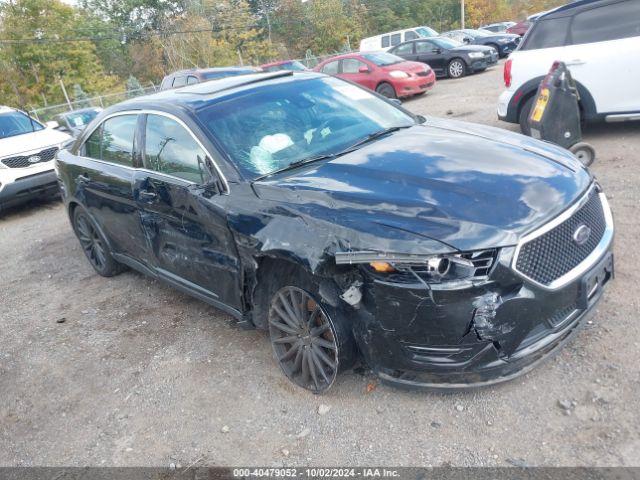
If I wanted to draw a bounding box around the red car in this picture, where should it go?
[313,52,436,99]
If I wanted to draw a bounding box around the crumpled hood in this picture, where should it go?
[254,120,591,253]
[0,128,71,158]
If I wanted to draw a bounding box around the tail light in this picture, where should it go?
[504,59,512,87]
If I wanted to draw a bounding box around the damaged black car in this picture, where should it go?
[55,71,614,392]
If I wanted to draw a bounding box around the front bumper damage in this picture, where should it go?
[348,242,614,390]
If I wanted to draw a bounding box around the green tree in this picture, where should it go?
[125,75,144,97]
[72,83,91,107]
[0,0,120,107]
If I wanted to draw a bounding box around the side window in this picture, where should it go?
[321,60,340,75]
[416,41,433,53]
[405,30,418,41]
[186,75,199,85]
[570,1,640,45]
[522,17,571,50]
[84,125,102,159]
[381,35,390,48]
[144,114,209,183]
[101,115,137,166]
[342,58,366,73]
[390,33,402,46]
[394,42,414,55]
[172,76,187,88]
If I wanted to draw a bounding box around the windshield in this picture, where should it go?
[64,110,99,129]
[463,29,490,37]
[361,52,403,66]
[196,77,415,179]
[432,37,462,49]
[416,26,439,37]
[0,111,44,139]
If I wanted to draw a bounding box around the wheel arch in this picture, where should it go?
[510,75,597,123]
[248,253,362,330]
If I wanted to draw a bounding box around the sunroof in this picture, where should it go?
[175,71,294,95]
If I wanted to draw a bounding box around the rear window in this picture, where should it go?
[172,76,187,87]
[570,0,640,45]
[521,17,570,50]
[405,30,418,41]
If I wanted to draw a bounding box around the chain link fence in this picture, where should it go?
[29,85,158,123]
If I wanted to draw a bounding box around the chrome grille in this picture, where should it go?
[514,187,609,288]
[1,146,59,168]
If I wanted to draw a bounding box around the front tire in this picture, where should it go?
[447,59,466,78]
[72,207,124,277]
[267,274,356,393]
[375,82,397,99]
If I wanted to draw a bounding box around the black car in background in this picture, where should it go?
[54,107,102,138]
[389,37,498,78]
[56,71,614,392]
[440,29,520,57]
[159,66,262,90]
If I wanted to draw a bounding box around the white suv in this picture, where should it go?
[0,106,72,211]
[498,0,640,133]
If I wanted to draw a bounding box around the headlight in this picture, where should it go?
[335,250,498,284]
[468,52,484,59]
[389,70,410,79]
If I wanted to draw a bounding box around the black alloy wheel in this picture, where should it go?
[268,286,339,393]
[72,208,124,277]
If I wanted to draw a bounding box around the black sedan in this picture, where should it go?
[389,37,498,78]
[56,71,614,392]
[440,29,520,57]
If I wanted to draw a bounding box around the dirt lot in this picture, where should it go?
[1,62,639,467]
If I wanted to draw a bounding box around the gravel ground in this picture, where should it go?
[1,62,639,467]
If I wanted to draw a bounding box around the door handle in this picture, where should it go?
[138,190,157,201]
[566,59,585,66]
[77,174,90,182]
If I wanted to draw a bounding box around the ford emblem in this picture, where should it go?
[573,224,591,246]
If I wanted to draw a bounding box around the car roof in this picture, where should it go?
[539,0,612,19]
[106,71,326,115]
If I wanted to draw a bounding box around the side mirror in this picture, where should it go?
[358,66,370,73]
[463,37,471,44]
[46,120,60,129]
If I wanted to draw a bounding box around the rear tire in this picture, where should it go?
[72,207,125,277]
[519,96,535,136]
[375,82,397,99]
[266,268,357,393]
[447,59,466,78]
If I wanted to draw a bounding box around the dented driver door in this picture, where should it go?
[133,113,242,312]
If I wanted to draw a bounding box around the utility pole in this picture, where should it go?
[461,0,465,29]
[59,78,72,110]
